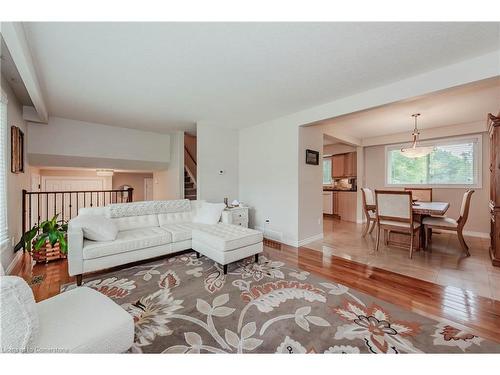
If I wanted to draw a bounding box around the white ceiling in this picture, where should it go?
[23,22,500,133]
[316,77,500,141]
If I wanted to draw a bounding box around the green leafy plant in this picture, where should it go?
[19,214,68,254]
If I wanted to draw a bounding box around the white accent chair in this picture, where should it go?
[375,190,421,258]
[361,188,377,237]
[0,276,134,353]
[422,189,474,256]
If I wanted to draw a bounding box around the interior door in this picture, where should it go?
[41,177,105,221]
[144,178,153,201]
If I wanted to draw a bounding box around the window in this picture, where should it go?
[0,91,8,245]
[386,135,481,187]
[323,157,332,185]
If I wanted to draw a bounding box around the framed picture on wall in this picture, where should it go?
[11,126,24,173]
[305,149,319,165]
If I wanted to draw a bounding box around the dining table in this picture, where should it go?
[366,201,450,250]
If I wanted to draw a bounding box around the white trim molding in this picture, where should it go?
[5,250,23,275]
[297,233,324,247]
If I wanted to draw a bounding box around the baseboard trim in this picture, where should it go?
[297,233,324,247]
[6,251,23,275]
[463,230,490,239]
[433,229,489,239]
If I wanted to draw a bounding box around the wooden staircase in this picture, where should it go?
[184,170,197,200]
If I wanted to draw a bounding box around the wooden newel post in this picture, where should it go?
[22,189,27,250]
[127,188,134,202]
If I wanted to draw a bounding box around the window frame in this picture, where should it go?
[322,157,332,185]
[0,88,9,249]
[384,134,482,189]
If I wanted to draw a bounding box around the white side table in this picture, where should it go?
[221,207,249,227]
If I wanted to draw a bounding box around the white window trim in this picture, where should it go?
[384,134,483,189]
[1,88,10,250]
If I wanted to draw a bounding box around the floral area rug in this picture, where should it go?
[62,252,500,354]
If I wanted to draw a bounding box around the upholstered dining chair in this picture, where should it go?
[361,188,376,237]
[404,187,433,202]
[422,189,475,257]
[375,190,420,259]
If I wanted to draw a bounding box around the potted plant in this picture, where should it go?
[20,214,68,263]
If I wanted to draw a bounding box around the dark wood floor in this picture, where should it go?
[13,242,500,344]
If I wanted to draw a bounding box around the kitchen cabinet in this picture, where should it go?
[332,155,345,178]
[331,152,357,178]
[337,191,357,222]
[344,152,357,177]
[322,191,333,214]
[332,191,339,215]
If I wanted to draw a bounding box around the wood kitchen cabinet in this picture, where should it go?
[331,152,357,178]
[344,152,357,177]
[337,191,357,222]
[332,155,345,178]
[332,191,339,215]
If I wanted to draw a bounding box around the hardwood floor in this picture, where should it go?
[309,217,499,300]
[13,240,500,344]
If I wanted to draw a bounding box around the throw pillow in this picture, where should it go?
[70,215,118,241]
[0,276,39,352]
[192,202,226,225]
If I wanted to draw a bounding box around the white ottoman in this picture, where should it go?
[192,224,263,274]
[35,287,134,353]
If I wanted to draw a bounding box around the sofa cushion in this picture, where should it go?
[111,214,159,232]
[0,276,39,353]
[108,199,191,218]
[161,222,209,242]
[192,224,263,252]
[70,215,118,241]
[83,227,172,259]
[158,211,193,226]
[34,287,133,353]
[192,202,226,225]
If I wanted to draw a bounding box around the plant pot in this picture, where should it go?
[32,240,65,263]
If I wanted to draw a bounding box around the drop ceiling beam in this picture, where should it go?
[1,22,48,123]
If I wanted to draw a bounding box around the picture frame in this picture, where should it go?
[11,126,24,173]
[305,149,319,165]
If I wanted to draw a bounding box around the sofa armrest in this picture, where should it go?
[67,222,84,276]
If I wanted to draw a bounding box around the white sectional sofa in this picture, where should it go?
[68,199,263,285]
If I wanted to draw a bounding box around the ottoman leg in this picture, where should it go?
[195,251,200,258]
[255,253,259,263]
[76,274,83,286]
[223,264,228,274]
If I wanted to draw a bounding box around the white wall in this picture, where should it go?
[27,117,171,169]
[239,51,499,246]
[298,126,323,244]
[197,122,239,203]
[152,131,184,200]
[239,120,299,245]
[1,76,32,272]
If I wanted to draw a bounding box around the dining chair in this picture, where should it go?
[361,188,376,237]
[404,187,433,202]
[422,189,475,257]
[375,190,420,258]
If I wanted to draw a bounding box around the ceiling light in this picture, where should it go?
[96,169,114,177]
[400,114,434,158]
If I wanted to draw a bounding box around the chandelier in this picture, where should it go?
[400,113,434,158]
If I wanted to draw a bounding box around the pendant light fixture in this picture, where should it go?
[400,113,434,158]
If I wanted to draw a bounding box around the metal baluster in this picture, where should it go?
[37,193,41,226]
[62,193,65,222]
[28,193,31,230]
